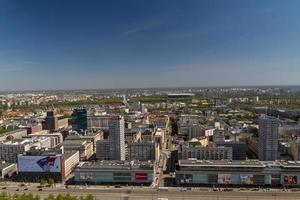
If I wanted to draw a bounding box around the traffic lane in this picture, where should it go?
[3,189,300,200]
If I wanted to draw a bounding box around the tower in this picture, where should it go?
[258,116,279,161]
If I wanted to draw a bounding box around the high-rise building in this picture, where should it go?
[258,116,279,161]
[108,116,125,160]
[45,111,58,132]
[72,108,88,132]
[95,116,126,161]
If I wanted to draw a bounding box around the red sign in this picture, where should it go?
[135,173,148,181]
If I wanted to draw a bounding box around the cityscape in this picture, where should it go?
[1,87,300,199]
[1,1,300,200]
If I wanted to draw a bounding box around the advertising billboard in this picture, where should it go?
[179,174,193,184]
[135,173,148,181]
[284,176,297,185]
[218,174,231,184]
[80,172,93,180]
[18,155,61,172]
[240,174,254,185]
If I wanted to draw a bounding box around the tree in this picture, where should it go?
[84,194,95,200]
[39,179,47,186]
[48,178,55,188]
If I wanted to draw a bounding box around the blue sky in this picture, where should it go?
[0,0,300,90]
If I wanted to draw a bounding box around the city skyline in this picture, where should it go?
[1,0,300,91]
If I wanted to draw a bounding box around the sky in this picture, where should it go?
[0,0,300,91]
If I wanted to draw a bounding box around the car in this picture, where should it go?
[16,189,19,191]
[24,188,28,191]
[38,188,43,191]
[1,187,6,190]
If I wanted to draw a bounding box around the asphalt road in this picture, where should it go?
[2,186,300,200]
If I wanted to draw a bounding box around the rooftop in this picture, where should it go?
[0,161,15,170]
[76,160,153,170]
[178,160,300,168]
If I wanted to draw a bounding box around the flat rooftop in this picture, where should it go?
[179,160,265,168]
[0,161,15,170]
[178,160,300,169]
[76,160,153,170]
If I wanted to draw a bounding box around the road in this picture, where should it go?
[2,186,300,200]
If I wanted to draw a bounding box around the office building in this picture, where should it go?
[216,141,246,160]
[61,139,94,161]
[45,111,58,132]
[258,116,279,161]
[95,116,125,161]
[96,140,111,160]
[179,145,232,160]
[72,108,88,131]
[128,142,156,161]
[87,116,109,130]
[108,116,125,160]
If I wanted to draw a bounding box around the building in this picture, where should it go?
[44,111,58,132]
[0,161,17,178]
[108,116,125,160]
[61,140,94,161]
[17,149,80,183]
[74,160,154,185]
[0,139,41,163]
[175,159,300,187]
[216,141,246,160]
[57,116,69,129]
[27,131,63,148]
[179,145,232,160]
[188,137,209,147]
[258,116,279,161]
[0,129,28,142]
[154,128,164,149]
[291,138,300,161]
[95,116,128,161]
[26,124,43,135]
[96,140,111,160]
[128,142,156,161]
[87,116,109,130]
[72,108,88,132]
[65,132,102,151]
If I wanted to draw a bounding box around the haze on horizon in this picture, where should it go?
[0,0,300,91]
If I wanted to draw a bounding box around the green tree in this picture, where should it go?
[48,178,55,188]
[39,179,47,186]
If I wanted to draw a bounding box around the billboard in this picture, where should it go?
[18,155,61,172]
[179,174,193,184]
[80,172,93,180]
[135,173,148,181]
[284,176,297,185]
[218,174,231,184]
[240,174,254,185]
